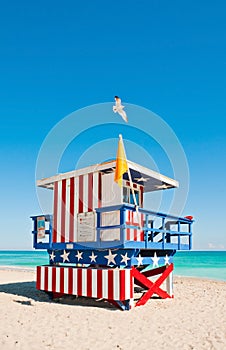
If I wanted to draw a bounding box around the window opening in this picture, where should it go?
[123,185,140,206]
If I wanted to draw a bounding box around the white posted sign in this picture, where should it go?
[77,212,96,242]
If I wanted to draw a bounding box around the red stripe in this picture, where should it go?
[108,270,114,300]
[134,229,137,241]
[60,267,64,293]
[87,269,92,297]
[88,173,93,212]
[44,266,49,291]
[97,269,102,298]
[77,268,82,295]
[52,267,56,293]
[68,268,73,294]
[126,228,130,240]
[61,179,66,242]
[140,186,144,207]
[140,214,144,241]
[53,182,58,243]
[98,173,102,208]
[69,177,74,242]
[36,266,41,289]
[120,269,125,301]
[79,175,83,213]
[130,270,133,298]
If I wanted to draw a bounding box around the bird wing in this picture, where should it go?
[118,108,128,122]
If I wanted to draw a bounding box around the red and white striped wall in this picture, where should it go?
[53,172,102,243]
[52,172,145,244]
[126,211,144,241]
[37,266,133,301]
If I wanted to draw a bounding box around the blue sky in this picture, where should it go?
[0,0,226,250]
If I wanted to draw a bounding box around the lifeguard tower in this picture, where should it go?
[31,137,193,310]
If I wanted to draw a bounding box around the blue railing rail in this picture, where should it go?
[96,204,193,250]
[31,205,193,251]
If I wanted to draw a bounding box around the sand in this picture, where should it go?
[0,268,226,350]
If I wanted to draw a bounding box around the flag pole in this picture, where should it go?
[119,135,142,230]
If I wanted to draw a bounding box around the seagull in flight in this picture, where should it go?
[113,96,128,122]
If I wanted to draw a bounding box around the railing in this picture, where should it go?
[96,204,193,250]
[31,205,193,251]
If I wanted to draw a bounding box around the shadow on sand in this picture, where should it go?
[0,281,116,310]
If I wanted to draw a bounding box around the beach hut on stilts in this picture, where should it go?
[31,134,193,310]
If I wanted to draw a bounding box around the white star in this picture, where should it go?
[60,250,70,262]
[164,254,170,265]
[154,183,169,189]
[89,251,97,263]
[75,251,83,261]
[136,254,143,267]
[134,177,149,182]
[49,251,56,261]
[151,252,160,268]
[104,249,117,265]
[120,252,130,266]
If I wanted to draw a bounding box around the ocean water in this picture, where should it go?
[0,250,225,282]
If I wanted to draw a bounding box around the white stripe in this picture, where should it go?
[72,268,77,295]
[83,174,88,212]
[48,267,52,291]
[40,266,45,290]
[74,177,79,242]
[102,270,108,299]
[65,178,71,243]
[56,267,61,293]
[166,270,173,297]
[133,211,138,224]
[113,270,119,300]
[57,181,62,243]
[64,268,68,294]
[82,269,87,296]
[92,269,97,298]
[125,269,131,300]
[93,172,99,210]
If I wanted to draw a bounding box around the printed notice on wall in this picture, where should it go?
[77,212,96,242]
[37,216,45,239]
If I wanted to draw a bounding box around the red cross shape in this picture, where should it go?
[132,263,174,307]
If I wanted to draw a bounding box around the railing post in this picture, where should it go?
[120,206,126,245]
[145,214,149,248]
[33,217,37,248]
[189,223,192,249]
[96,210,101,247]
[47,215,53,249]
[178,221,181,249]
[162,217,166,249]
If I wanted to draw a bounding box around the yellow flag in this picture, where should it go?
[114,135,128,187]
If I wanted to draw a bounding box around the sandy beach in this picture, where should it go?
[0,268,225,350]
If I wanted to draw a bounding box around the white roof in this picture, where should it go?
[37,160,178,193]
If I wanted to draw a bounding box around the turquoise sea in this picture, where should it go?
[0,250,225,282]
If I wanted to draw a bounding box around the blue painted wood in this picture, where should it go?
[31,204,193,252]
[46,248,176,267]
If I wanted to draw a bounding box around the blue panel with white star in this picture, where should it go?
[48,249,175,268]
